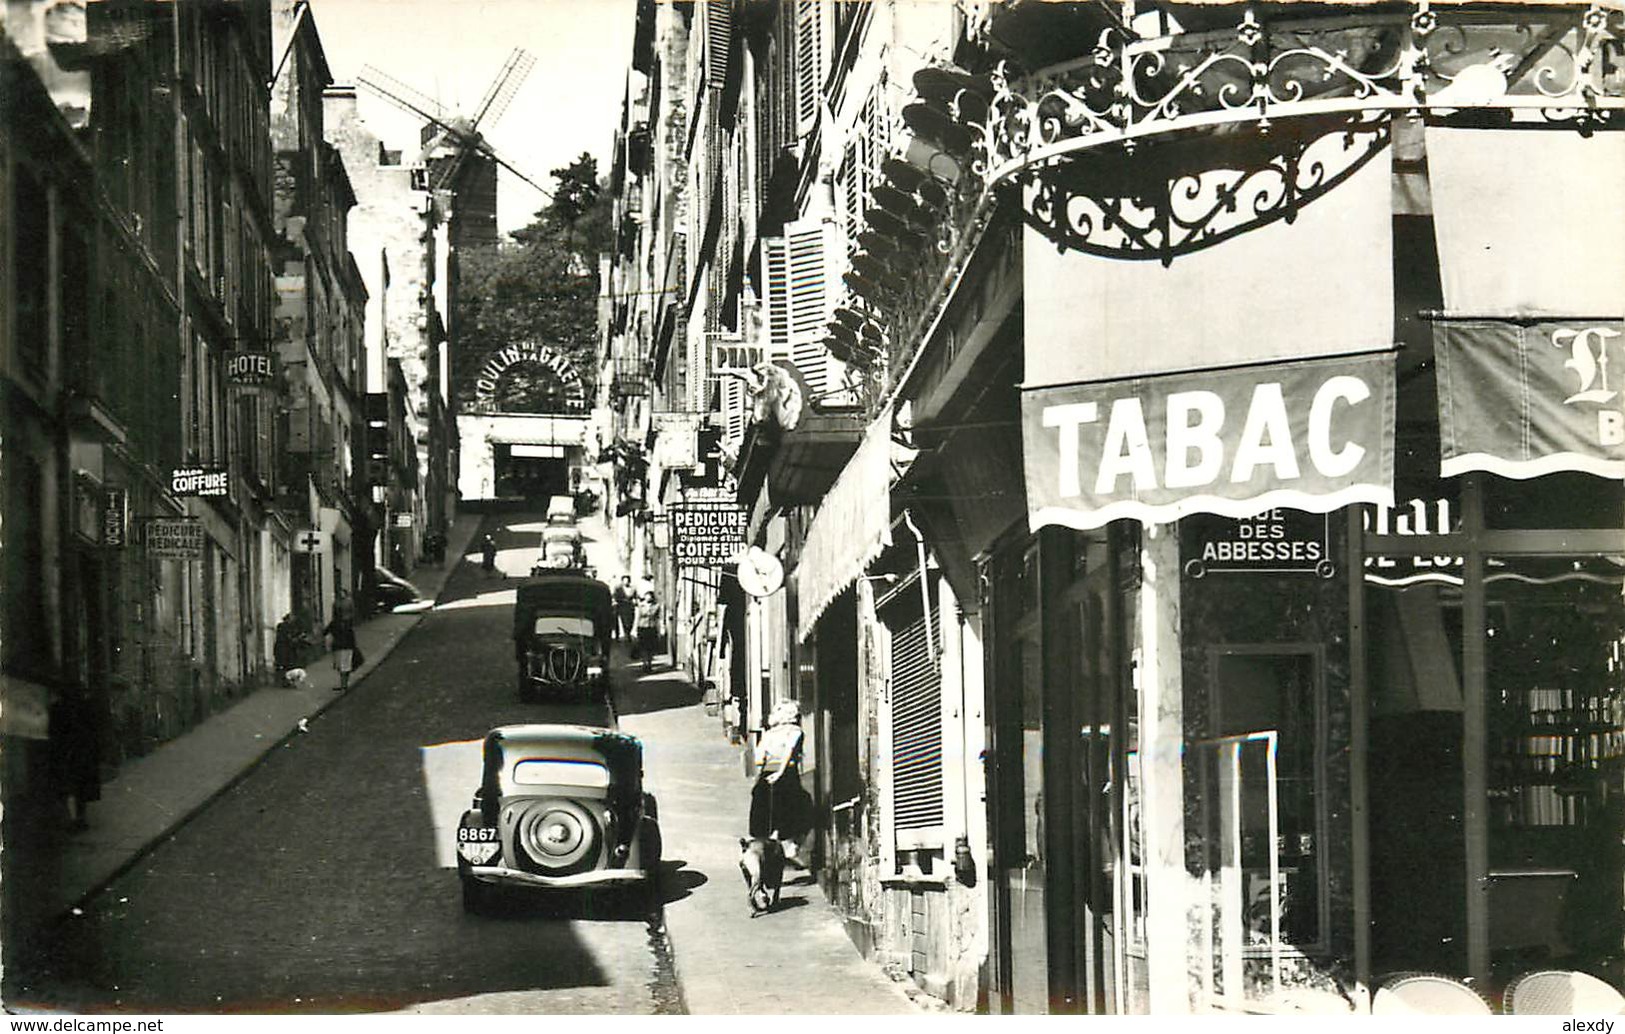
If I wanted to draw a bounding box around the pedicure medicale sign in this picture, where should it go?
[670,501,749,569]
[1023,351,1395,531]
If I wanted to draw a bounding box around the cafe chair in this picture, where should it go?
[1503,970,1625,1015]
[1371,972,1494,1015]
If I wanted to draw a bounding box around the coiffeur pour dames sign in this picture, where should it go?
[670,501,748,568]
[1023,351,1396,531]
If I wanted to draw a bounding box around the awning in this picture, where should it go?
[1434,319,1625,480]
[1427,127,1625,318]
[796,407,895,641]
[1022,145,1394,387]
[1023,350,1396,530]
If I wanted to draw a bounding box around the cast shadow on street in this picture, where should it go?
[612,674,703,717]
[658,860,707,906]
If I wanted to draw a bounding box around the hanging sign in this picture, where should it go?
[670,500,749,569]
[1181,510,1332,578]
[146,518,204,559]
[1023,351,1395,531]
[710,334,763,373]
[170,466,229,498]
[225,351,278,390]
[103,487,128,547]
[1434,320,1625,480]
[292,529,328,554]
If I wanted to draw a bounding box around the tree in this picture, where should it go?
[452,154,610,413]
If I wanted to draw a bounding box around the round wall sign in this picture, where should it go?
[736,547,784,598]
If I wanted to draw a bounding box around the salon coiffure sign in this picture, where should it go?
[1023,352,1396,531]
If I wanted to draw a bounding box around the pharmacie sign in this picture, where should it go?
[670,501,748,569]
[170,466,229,498]
[1023,351,1395,531]
[146,518,204,559]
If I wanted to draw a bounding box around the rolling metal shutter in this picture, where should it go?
[887,592,943,833]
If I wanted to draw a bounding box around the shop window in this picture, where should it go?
[1198,647,1328,963]
[1485,554,1623,975]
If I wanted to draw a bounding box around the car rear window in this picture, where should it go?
[512,758,610,788]
[532,616,594,637]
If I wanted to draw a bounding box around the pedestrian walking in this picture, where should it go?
[612,575,636,643]
[49,687,102,831]
[324,591,361,692]
[723,696,742,746]
[749,701,810,865]
[634,590,662,673]
[480,534,497,576]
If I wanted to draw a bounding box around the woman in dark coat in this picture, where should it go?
[49,689,102,830]
[324,591,359,691]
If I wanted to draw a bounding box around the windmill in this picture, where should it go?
[357,48,547,245]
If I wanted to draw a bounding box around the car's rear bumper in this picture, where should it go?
[466,864,650,889]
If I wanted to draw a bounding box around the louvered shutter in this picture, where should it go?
[704,0,732,91]
[761,220,838,399]
[723,375,747,443]
[885,588,944,837]
[794,0,824,137]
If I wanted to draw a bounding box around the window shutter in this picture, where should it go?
[794,0,824,137]
[761,219,838,399]
[704,0,732,91]
[885,589,944,838]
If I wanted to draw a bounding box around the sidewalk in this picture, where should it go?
[617,667,925,1015]
[36,512,484,930]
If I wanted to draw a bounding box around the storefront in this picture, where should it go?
[974,1,1625,1012]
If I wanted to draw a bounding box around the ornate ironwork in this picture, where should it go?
[972,2,1625,260]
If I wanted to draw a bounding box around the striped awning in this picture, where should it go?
[795,406,895,641]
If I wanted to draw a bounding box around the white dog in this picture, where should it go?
[283,667,309,687]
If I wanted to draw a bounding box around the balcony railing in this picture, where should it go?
[973,3,1625,259]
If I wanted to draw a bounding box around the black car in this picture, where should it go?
[456,723,661,914]
[374,568,424,611]
[513,574,614,703]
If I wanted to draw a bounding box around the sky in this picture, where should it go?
[307,0,637,235]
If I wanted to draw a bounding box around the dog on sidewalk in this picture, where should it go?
[283,667,309,687]
[738,836,785,917]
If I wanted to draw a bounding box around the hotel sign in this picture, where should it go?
[1023,351,1395,531]
[171,467,229,498]
[225,351,278,390]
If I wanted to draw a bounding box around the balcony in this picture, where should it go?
[975,2,1625,260]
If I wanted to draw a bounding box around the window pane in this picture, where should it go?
[1485,553,1624,979]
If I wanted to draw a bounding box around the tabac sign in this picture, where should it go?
[1023,351,1395,531]
[1434,320,1625,480]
